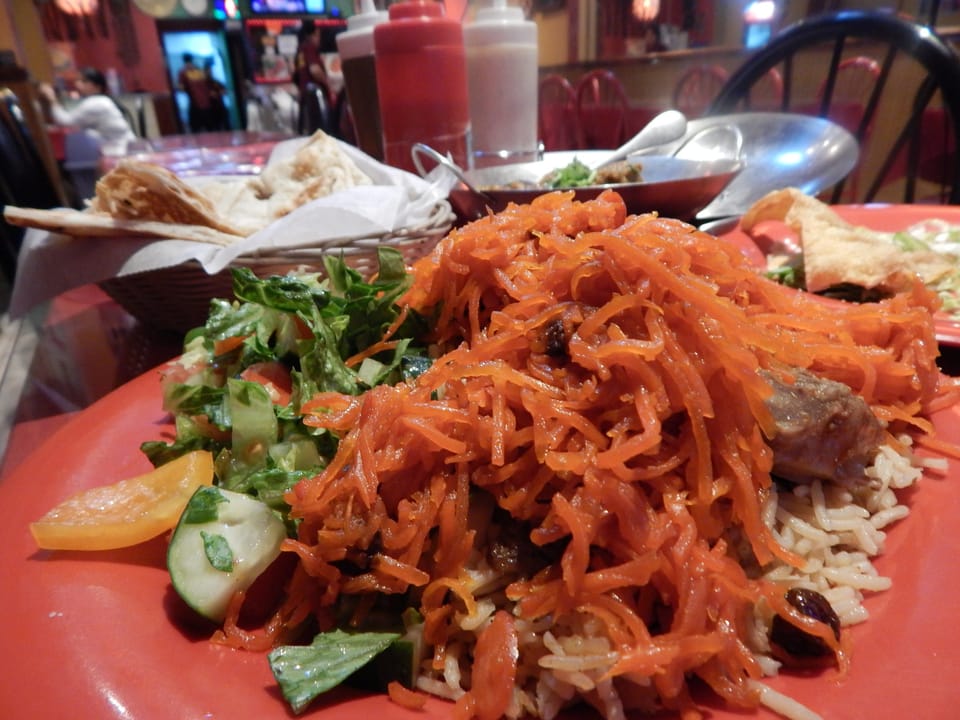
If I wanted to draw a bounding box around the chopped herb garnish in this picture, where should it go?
[200,530,234,572]
[182,486,227,524]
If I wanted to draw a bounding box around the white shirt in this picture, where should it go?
[51,94,137,154]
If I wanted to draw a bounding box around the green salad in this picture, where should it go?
[141,249,433,712]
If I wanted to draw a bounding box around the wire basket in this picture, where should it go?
[99,200,455,335]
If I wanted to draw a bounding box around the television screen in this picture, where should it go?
[248,0,325,14]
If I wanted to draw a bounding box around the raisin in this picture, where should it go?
[544,319,568,359]
[770,587,841,658]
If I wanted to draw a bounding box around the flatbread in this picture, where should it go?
[190,177,270,235]
[252,130,372,219]
[3,206,238,246]
[741,187,955,293]
[90,160,248,237]
[5,130,374,243]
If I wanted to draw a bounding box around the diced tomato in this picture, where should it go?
[213,335,248,357]
[240,362,293,405]
[293,316,313,340]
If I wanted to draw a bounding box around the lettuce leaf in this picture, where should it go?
[268,630,401,714]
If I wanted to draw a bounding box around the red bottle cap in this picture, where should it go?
[374,1,461,54]
[389,0,443,19]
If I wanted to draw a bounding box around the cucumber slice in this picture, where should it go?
[168,486,286,622]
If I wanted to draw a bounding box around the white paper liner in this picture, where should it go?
[9,136,458,319]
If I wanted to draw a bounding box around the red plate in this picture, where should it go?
[719,203,960,346]
[2,364,960,718]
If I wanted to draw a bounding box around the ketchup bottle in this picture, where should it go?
[373,0,471,173]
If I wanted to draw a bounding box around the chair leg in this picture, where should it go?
[0,220,22,285]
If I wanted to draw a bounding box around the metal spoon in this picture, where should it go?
[673,123,744,163]
[587,110,688,170]
[411,143,497,200]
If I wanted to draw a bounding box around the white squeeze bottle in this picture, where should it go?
[464,0,539,168]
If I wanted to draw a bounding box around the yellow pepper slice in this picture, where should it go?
[30,450,214,551]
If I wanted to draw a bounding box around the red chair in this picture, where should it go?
[816,56,882,200]
[816,56,881,136]
[672,64,730,118]
[538,74,579,151]
[750,67,785,110]
[575,69,630,149]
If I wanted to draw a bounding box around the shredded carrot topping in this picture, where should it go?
[387,680,427,710]
[259,191,959,716]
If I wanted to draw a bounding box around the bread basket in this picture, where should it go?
[99,199,455,335]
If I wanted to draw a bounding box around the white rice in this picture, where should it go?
[414,436,942,720]
[760,435,934,627]
[750,680,825,720]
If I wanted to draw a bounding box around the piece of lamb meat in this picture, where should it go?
[760,367,886,484]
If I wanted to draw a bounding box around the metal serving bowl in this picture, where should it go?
[661,112,860,220]
[444,152,743,222]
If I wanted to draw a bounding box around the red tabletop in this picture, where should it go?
[0,286,182,474]
[0,413,75,476]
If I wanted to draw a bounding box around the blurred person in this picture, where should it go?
[39,67,137,154]
[204,59,229,131]
[293,19,333,134]
[177,52,215,133]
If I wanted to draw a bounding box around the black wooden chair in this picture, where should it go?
[706,10,960,205]
[0,91,62,283]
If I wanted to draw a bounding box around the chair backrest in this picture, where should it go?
[810,56,883,201]
[0,103,59,209]
[706,10,960,205]
[672,64,730,118]
[749,67,784,110]
[116,98,142,138]
[814,55,881,137]
[0,89,63,282]
[538,73,578,151]
[575,69,630,149]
